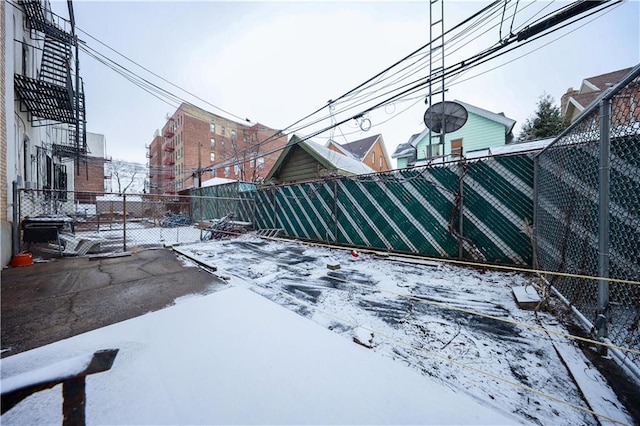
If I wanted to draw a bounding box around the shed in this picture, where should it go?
[265,135,375,184]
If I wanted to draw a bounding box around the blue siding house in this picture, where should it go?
[392,100,516,168]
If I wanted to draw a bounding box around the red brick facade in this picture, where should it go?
[1,0,7,220]
[74,157,107,202]
[149,103,287,194]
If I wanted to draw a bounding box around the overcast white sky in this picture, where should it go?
[51,1,639,166]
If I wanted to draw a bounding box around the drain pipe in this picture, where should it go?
[12,181,20,257]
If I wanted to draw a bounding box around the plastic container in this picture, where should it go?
[10,252,33,267]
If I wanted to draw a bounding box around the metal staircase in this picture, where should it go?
[14,0,86,162]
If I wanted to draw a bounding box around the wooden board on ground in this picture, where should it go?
[512,285,540,310]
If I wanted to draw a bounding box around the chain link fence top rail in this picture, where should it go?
[535,66,640,369]
[254,151,536,266]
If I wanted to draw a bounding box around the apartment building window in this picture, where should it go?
[257,157,265,168]
[250,158,255,167]
[224,166,230,177]
[221,126,226,136]
[451,139,463,157]
[234,165,240,175]
[210,123,215,133]
[231,130,237,140]
[210,152,215,161]
[210,138,215,148]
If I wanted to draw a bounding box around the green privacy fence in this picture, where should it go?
[189,181,256,222]
[254,152,536,266]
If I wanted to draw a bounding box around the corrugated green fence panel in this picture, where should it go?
[463,155,534,265]
[253,152,535,266]
[253,189,272,229]
[274,183,334,240]
[336,178,397,249]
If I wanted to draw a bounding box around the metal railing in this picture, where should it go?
[2,349,118,426]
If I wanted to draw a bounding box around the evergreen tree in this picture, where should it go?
[519,93,567,141]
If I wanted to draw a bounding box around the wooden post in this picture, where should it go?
[62,377,86,426]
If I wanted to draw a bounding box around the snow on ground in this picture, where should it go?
[173,236,632,425]
[1,287,518,425]
[72,222,203,252]
[3,234,632,425]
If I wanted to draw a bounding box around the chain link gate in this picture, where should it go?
[535,65,640,375]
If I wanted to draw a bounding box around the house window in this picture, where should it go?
[250,158,255,167]
[210,138,215,149]
[210,152,215,161]
[257,157,265,167]
[210,123,215,133]
[451,139,463,157]
[371,152,375,164]
[379,156,382,168]
[231,130,237,140]
[224,166,230,177]
[234,165,240,175]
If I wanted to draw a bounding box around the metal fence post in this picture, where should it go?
[122,194,127,252]
[12,182,20,257]
[532,155,539,270]
[458,161,465,259]
[596,97,611,355]
[272,187,278,229]
[333,178,338,244]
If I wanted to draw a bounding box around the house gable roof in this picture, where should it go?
[340,134,381,161]
[391,134,420,159]
[454,100,516,134]
[266,135,375,182]
[582,67,633,93]
[325,139,354,158]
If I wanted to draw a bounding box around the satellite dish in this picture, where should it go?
[423,101,468,134]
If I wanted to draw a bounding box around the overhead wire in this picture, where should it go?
[12,0,624,194]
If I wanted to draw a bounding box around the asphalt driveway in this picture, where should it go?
[1,248,225,357]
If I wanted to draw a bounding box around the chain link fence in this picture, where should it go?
[535,65,640,373]
[254,151,536,266]
[17,189,255,256]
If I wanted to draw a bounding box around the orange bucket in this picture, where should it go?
[10,252,33,267]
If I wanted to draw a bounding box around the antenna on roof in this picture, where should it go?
[423,101,468,134]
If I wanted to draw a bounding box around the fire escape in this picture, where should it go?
[14,0,86,168]
[163,119,176,193]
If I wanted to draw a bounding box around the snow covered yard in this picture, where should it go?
[174,236,632,425]
[2,235,632,424]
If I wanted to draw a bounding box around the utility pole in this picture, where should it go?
[197,142,202,188]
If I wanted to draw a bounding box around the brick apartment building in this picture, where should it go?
[74,132,107,203]
[148,103,287,195]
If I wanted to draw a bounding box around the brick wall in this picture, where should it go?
[74,156,106,202]
[1,0,7,221]
[148,135,164,194]
[156,103,288,190]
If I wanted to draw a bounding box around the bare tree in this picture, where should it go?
[106,159,147,194]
